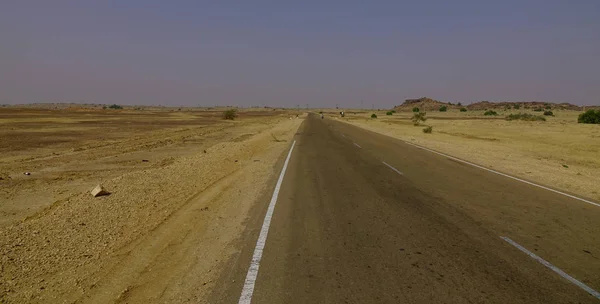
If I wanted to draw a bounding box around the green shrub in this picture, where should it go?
[108,104,123,109]
[545,105,552,110]
[533,108,542,112]
[484,110,498,116]
[439,106,447,112]
[422,126,433,133]
[578,109,600,124]
[460,108,467,112]
[412,112,427,126]
[514,104,521,109]
[506,113,546,121]
[457,102,462,106]
[371,113,377,118]
[391,110,397,113]
[412,107,420,113]
[543,111,554,116]
[386,111,393,115]
[223,109,237,120]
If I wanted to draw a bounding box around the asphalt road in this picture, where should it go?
[212,114,600,303]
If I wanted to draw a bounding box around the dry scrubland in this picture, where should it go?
[0,107,303,303]
[334,109,600,202]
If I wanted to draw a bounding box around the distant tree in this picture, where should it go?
[578,110,600,124]
[412,107,420,113]
[439,106,448,112]
[108,104,123,109]
[457,102,462,106]
[371,113,378,118]
[460,108,467,112]
[412,112,427,126]
[223,109,237,120]
[386,111,393,115]
[514,104,521,109]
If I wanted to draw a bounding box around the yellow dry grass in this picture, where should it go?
[341,109,600,201]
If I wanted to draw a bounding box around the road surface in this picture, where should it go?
[211,114,600,303]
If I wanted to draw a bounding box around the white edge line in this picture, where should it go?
[382,161,403,175]
[404,141,600,208]
[353,142,362,148]
[238,140,296,304]
[500,236,600,300]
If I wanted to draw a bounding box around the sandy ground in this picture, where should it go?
[333,109,600,202]
[0,107,303,303]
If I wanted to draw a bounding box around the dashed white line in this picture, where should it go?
[382,161,403,175]
[238,140,296,304]
[404,141,600,208]
[353,142,362,149]
[500,236,600,300]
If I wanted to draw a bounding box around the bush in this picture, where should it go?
[108,104,123,109]
[223,109,237,120]
[386,111,393,115]
[578,110,600,124]
[439,106,447,112]
[545,105,552,110]
[371,113,377,118]
[506,113,546,121]
[484,110,498,116]
[457,102,462,106]
[391,110,397,113]
[533,108,542,112]
[543,111,554,116]
[460,108,467,112]
[412,112,427,126]
[422,126,433,133]
[412,107,420,113]
[514,104,521,109]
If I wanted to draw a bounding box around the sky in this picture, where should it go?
[1,1,599,108]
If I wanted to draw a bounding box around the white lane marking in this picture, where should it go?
[404,141,600,208]
[382,161,403,175]
[353,142,362,149]
[500,236,600,300]
[238,140,296,304]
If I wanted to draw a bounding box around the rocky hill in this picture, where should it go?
[393,97,582,111]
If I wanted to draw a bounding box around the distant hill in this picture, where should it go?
[393,97,583,111]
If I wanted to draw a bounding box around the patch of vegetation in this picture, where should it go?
[412,112,427,126]
[543,111,554,116]
[506,113,546,121]
[422,126,433,133]
[108,104,123,109]
[457,102,462,106]
[391,110,397,113]
[386,111,393,115]
[460,107,467,112]
[484,110,498,116]
[533,108,542,112]
[578,109,600,124]
[439,106,447,112]
[412,107,420,113]
[371,113,377,118]
[223,109,238,120]
[545,105,552,110]
[514,104,521,109]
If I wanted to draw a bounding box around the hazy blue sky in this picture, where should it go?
[1,1,599,107]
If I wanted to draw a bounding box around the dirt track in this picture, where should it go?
[0,108,303,303]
